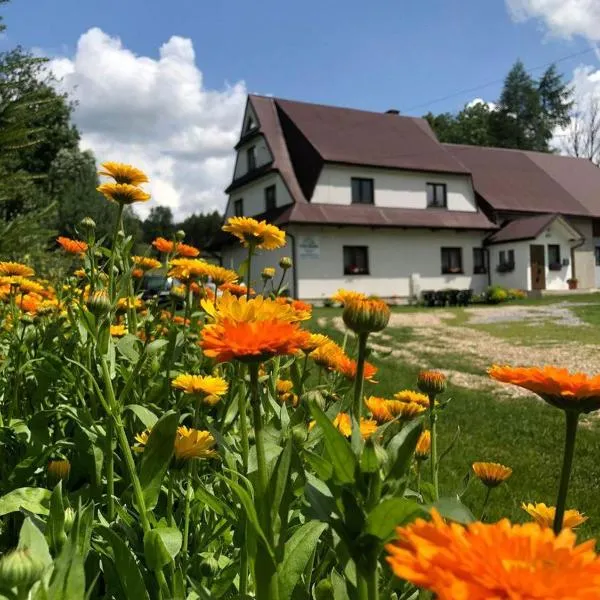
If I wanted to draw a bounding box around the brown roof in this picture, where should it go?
[273,203,496,230]
[444,144,600,217]
[273,96,470,175]
[485,213,557,244]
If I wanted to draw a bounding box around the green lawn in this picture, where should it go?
[310,296,600,539]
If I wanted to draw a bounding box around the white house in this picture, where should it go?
[214,95,600,301]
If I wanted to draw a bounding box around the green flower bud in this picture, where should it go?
[261,267,276,280]
[199,556,219,578]
[342,296,390,334]
[416,370,447,396]
[314,579,335,600]
[64,508,76,535]
[86,290,111,316]
[279,256,293,270]
[175,230,186,241]
[80,216,96,230]
[0,549,44,589]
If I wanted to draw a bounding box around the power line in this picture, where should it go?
[404,46,598,113]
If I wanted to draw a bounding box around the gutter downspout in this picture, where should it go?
[570,237,586,282]
[285,230,299,299]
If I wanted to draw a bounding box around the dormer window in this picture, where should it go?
[427,183,447,208]
[244,116,256,133]
[247,146,256,172]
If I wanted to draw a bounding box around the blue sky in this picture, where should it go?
[4,0,597,115]
[2,0,599,217]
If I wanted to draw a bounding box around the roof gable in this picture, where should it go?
[486,213,583,245]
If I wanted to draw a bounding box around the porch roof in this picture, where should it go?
[485,214,583,245]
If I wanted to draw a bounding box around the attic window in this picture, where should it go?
[247,146,257,171]
[244,117,256,133]
[427,183,447,208]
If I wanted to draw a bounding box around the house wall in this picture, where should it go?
[226,173,294,218]
[489,241,530,290]
[310,165,477,212]
[288,226,488,300]
[538,226,573,291]
[232,135,272,179]
[567,217,595,289]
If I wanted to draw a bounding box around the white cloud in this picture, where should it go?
[505,0,600,42]
[48,28,247,220]
[466,98,498,111]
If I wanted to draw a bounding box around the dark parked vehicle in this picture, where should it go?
[140,274,183,308]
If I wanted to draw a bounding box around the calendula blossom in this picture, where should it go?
[394,390,430,406]
[522,502,588,529]
[331,289,368,305]
[206,264,238,286]
[202,292,305,324]
[98,161,149,185]
[110,324,128,337]
[299,333,332,354]
[171,374,228,405]
[57,236,88,255]
[276,379,298,407]
[417,370,447,396]
[222,216,286,250]
[0,262,34,278]
[97,183,151,205]
[489,365,600,413]
[152,237,174,253]
[415,430,431,460]
[385,510,600,600]
[174,427,218,462]
[133,256,162,271]
[472,462,513,488]
[332,412,378,439]
[219,282,254,298]
[168,258,213,283]
[261,267,276,279]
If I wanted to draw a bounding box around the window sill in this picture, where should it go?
[344,272,370,276]
[427,205,448,209]
[473,270,488,275]
[441,270,464,275]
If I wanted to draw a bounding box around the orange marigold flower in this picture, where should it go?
[417,370,447,396]
[57,236,88,255]
[331,289,368,305]
[274,297,312,321]
[489,365,600,413]
[2,277,45,295]
[116,296,144,312]
[366,396,393,423]
[175,242,200,258]
[300,333,331,353]
[110,324,128,337]
[219,282,255,298]
[222,216,286,250]
[0,261,34,278]
[132,268,144,279]
[309,340,346,369]
[276,379,298,407]
[98,161,149,185]
[97,182,151,205]
[133,256,162,271]
[386,400,427,420]
[522,502,588,530]
[336,354,378,382]
[415,430,431,460]
[386,510,600,599]
[152,237,174,253]
[472,462,513,488]
[200,320,310,363]
[332,412,377,439]
[168,258,212,283]
[74,269,86,278]
[18,293,40,314]
[394,390,430,406]
[203,292,303,323]
[171,374,228,405]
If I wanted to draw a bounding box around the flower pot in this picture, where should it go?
[567,280,578,290]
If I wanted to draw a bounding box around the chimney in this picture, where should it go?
[385,109,400,115]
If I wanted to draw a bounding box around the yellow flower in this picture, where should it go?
[332,412,378,439]
[47,459,71,483]
[202,291,304,324]
[116,296,144,312]
[1,277,46,296]
[206,264,238,286]
[394,390,430,406]
[366,396,393,423]
[331,289,368,305]
[110,324,127,337]
[168,258,213,283]
[97,183,151,205]
[171,374,228,405]
[299,333,331,354]
[522,502,588,529]
[415,430,431,460]
[133,430,150,452]
[386,400,427,420]
[472,462,513,488]
[0,262,34,278]
[98,161,149,185]
[174,427,218,462]
[222,216,286,250]
[74,269,86,278]
[276,379,298,407]
[133,256,162,271]
[261,267,276,279]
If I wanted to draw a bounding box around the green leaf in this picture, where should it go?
[124,404,158,429]
[18,517,52,568]
[116,334,141,362]
[0,487,51,516]
[143,527,182,571]
[46,482,67,555]
[278,521,327,600]
[269,439,292,525]
[303,450,333,481]
[98,526,150,600]
[429,497,475,524]
[387,419,423,480]
[331,569,350,600]
[138,411,178,510]
[360,438,379,474]
[308,402,357,485]
[195,484,234,520]
[221,476,274,560]
[45,539,86,600]
[146,339,169,356]
[365,498,424,542]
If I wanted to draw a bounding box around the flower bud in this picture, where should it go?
[261,267,276,280]
[279,256,293,270]
[63,508,76,534]
[80,216,96,230]
[415,430,431,461]
[291,424,308,446]
[314,579,335,600]
[0,549,44,589]
[417,370,447,397]
[342,297,390,334]
[47,459,71,487]
[86,290,111,316]
[199,556,219,577]
[175,230,186,241]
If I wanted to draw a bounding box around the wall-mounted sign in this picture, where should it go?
[298,236,320,259]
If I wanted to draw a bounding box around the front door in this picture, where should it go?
[530,244,546,290]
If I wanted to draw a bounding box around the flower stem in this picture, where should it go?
[106,419,115,521]
[246,247,254,300]
[182,468,193,558]
[238,385,250,474]
[553,411,579,534]
[167,471,174,527]
[352,333,368,420]
[249,363,268,505]
[429,394,439,501]
[108,203,124,300]
[480,487,492,521]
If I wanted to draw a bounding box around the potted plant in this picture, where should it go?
[567,278,578,290]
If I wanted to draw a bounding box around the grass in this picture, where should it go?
[310,296,600,538]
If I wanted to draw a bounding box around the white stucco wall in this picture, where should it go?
[568,217,595,289]
[310,165,477,212]
[232,135,272,179]
[289,226,488,300]
[489,241,530,290]
[539,226,573,291]
[225,173,293,218]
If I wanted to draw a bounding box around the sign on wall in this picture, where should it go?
[298,236,320,259]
